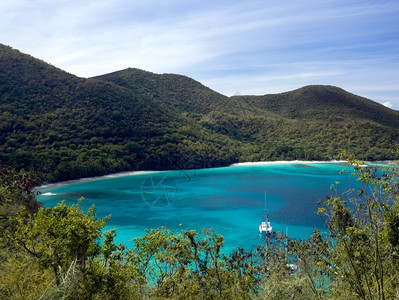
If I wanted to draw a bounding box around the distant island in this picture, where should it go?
[1,43,398,183]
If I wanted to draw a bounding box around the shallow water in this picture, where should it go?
[37,161,360,253]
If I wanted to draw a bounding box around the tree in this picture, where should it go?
[12,200,107,295]
[0,161,39,229]
[0,162,48,299]
[256,158,399,299]
[315,159,399,299]
[132,227,259,299]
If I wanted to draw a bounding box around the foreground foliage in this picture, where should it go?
[1,160,399,299]
[316,159,399,299]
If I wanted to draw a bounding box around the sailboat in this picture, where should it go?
[259,191,273,234]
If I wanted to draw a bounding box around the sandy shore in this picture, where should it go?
[36,159,394,190]
[36,170,162,189]
[231,160,346,166]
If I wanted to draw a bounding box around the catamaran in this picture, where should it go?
[259,192,273,234]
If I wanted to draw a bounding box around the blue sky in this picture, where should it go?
[2,0,399,109]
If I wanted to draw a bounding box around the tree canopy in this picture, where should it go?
[1,44,399,183]
[1,160,399,299]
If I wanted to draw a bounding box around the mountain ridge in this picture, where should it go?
[234,85,399,127]
[93,68,230,115]
[95,68,399,129]
[1,43,398,182]
[0,44,238,181]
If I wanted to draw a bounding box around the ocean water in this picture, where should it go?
[37,161,361,253]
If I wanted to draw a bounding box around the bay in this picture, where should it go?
[37,161,360,253]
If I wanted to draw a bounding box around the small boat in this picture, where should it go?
[259,192,273,234]
[259,219,273,234]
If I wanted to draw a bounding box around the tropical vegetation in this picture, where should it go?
[1,159,399,299]
[2,43,399,298]
[1,44,399,183]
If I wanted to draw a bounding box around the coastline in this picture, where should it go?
[35,170,162,190]
[35,159,394,191]
[230,160,347,166]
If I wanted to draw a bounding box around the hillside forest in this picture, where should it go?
[1,44,399,183]
[2,44,399,299]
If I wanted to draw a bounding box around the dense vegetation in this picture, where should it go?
[2,43,399,298]
[1,159,399,299]
[1,43,399,184]
[96,69,399,159]
[0,45,237,182]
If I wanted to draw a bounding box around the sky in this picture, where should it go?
[1,0,399,109]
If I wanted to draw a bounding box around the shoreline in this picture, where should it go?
[230,160,347,166]
[35,170,162,190]
[35,159,394,190]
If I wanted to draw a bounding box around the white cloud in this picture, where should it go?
[1,0,399,108]
[383,102,394,108]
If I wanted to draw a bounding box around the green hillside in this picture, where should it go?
[236,85,399,126]
[93,68,230,114]
[1,44,399,182]
[98,67,399,161]
[0,45,237,182]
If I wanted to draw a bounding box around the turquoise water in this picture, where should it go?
[37,162,358,253]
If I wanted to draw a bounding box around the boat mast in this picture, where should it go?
[264,191,267,222]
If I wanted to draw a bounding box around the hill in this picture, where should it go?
[1,44,399,182]
[0,44,237,182]
[97,67,399,162]
[97,70,399,126]
[235,85,399,127]
[93,68,230,114]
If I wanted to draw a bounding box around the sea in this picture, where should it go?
[36,161,378,253]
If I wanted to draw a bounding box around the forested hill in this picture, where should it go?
[1,43,399,182]
[0,44,237,182]
[93,68,229,114]
[97,69,399,127]
[235,85,399,127]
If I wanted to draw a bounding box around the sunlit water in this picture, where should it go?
[37,161,365,253]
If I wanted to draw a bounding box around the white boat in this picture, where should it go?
[259,220,273,234]
[259,192,273,234]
